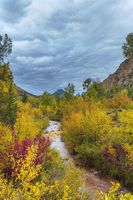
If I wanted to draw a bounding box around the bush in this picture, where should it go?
[62,98,133,190]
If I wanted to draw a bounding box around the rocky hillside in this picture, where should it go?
[103,57,133,88]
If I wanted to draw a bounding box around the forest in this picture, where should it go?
[0,34,133,200]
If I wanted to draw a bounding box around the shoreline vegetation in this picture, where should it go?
[0,34,133,199]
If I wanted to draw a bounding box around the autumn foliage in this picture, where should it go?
[62,89,133,191]
[0,43,133,199]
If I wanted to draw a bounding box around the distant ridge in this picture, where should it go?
[103,57,133,88]
[17,86,39,98]
[52,89,65,97]
[16,87,65,98]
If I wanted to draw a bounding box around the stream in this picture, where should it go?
[45,121,114,194]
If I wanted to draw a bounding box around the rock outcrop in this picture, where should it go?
[103,57,133,88]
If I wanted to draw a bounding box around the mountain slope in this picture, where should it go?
[16,86,39,98]
[52,89,65,97]
[103,57,133,88]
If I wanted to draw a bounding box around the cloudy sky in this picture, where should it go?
[0,0,133,95]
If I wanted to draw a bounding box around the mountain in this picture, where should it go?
[52,89,65,97]
[17,87,65,98]
[17,86,39,98]
[103,57,133,88]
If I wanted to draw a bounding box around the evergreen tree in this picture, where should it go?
[82,78,92,91]
[22,92,28,103]
[0,64,17,126]
[0,63,13,83]
[2,83,17,126]
[55,92,62,104]
[64,83,75,100]
[0,35,17,126]
[40,91,54,106]
[0,34,12,64]
[122,33,133,58]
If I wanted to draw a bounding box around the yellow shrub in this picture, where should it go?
[98,183,133,200]
[32,107,43,119]
[0,80,8,94]
[0,145,88,200]
[0,124,13,170]
[108,90,132,109]
[0,145,47,200]
[14,108,39,140]
[0,124,13,150]
[118,110,133,141]
[63,105,112,148]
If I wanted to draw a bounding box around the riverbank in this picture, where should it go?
[46,121,114,194]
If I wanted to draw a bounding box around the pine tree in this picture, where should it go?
[122,33,133,58]
[64,83,75,101]
[0,64,17,126]
[0,34,12,64]
[22,92,28,103]
[2,83,17,126]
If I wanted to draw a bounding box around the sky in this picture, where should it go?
[0,0,133,95]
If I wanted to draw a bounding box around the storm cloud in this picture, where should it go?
[0,0,133,94]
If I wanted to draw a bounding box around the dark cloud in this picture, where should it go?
[0,0,133,95]
[0,0,31,23]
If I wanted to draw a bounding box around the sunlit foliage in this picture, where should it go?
[0,34,133,199]
[98,183,133,200]
[105,90,132,109]
[62,90,133,191]
[0,64,17,126]
[0,145,88,200]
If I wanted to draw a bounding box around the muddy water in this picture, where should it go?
[46,121,112,193]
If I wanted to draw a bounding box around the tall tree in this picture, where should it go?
[40,91,54,106]
[22,92,28,103]
[0,63,13,83]
[0,64,17,126]
[0,35,17,126]
[2,83,17,126]
[64,83,75,100]
[82,78,92,91]
[55,92,62,104]
[0,34,12,64]
[122,33,133,58]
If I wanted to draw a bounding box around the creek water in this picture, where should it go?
[45,121,114,193]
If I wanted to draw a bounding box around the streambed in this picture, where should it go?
[45,121,118,193]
